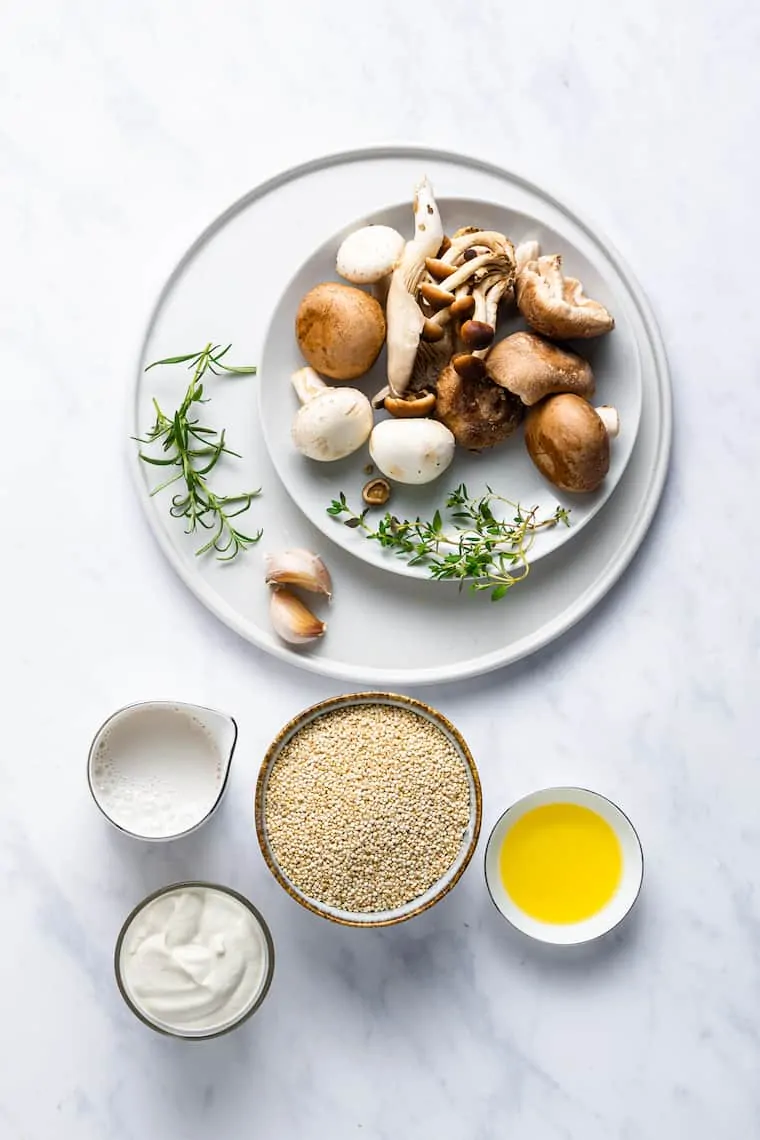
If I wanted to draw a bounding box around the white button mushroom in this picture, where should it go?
[290,366,374,462]
[369,418,456,485]
[336,225,405,286]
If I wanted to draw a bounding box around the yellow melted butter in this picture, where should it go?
[499,802,623,924]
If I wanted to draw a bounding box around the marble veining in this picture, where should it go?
[2,1,760,1137]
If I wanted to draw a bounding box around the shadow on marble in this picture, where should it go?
[480,886,646,975]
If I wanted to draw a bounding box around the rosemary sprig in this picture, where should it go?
[135,343,262,561]
[327,484,570,600]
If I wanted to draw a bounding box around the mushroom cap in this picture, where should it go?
[516,254,615,340]
[515,239,540,273]
[486,331,595,406]
[524,393,610,492]
[296,282,386,381]
[336,225,405,285]
[291,386,374,461]
[436,361,523,451]
[369,418,455,485]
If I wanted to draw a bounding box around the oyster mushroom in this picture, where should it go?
[524,393,619,493]
[515,239,540,273]
[336,224,405,306]
[290,367,373,461]
[296,282,386,381]
[369,418,455,485]
[385,177,444,397]
[436,361,523,451]
[516,255,614,340]
[486,332,595,406]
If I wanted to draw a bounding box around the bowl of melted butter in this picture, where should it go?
[484,787,643,945]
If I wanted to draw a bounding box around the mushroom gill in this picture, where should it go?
[516,254,614,340]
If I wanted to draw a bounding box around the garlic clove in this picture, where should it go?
[269,588,326,646]
[265,549,332,597]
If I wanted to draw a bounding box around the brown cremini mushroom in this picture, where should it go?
[296,282,385,381]
[486,332,595,406]
[516,255,614,340]
[524,393,618,493]
[436,361,523,451]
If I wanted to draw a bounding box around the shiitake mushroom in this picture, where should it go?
[435,361,523,451]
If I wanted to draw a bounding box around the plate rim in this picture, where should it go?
[127,144,672,686]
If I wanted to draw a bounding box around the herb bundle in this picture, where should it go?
[135,343,261,561]
[328,484,570,600]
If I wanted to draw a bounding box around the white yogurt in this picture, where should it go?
[118,885,271,1036]
[89,704,228,839]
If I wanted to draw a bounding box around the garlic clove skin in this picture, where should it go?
[269,588,326,646]
[265,550,332,598]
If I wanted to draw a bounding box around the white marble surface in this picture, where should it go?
[2,1,759,1137]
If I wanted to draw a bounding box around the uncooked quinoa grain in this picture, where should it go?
[265,704,471,912]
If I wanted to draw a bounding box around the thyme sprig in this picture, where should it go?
[328,484,570,600]
[135,343,261,561]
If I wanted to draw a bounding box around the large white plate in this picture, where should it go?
[259,194,642,577]
[129,146,671,686]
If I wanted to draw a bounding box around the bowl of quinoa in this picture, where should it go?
[255,693,482,926]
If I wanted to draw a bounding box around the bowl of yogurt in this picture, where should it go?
[115,882,275,1039]
[87,701,236,841]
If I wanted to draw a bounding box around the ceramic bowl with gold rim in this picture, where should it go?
[255,693,482,927]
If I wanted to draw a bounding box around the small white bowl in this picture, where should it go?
[87,701,236,842]
[484,786,643,945]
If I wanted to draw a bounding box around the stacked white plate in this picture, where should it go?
[130,147,671,685]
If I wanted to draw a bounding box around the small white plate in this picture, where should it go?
[258,195,642,578]
[484,786,643,945]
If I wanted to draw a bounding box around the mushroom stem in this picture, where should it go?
[386,177,444,397]
[596,405,620,438]
[291,366,327,404]
[472,282,488,324]
[484,278,509,329]
[440,252,495,293]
